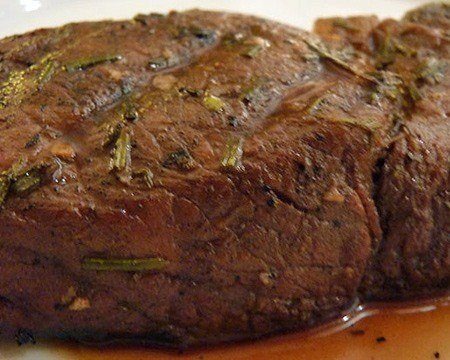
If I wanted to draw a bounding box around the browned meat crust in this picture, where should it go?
[0,3,448,347]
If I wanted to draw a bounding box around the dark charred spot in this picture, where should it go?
[267,197,277,207]
[178,87,202,97]
[191,28,217,45]
[332,219,342,228]
[163,148,196,171]
[15,329,36,346]
[227,115,239,127]
[24,133,41,148]
[262,184,272,192]
[314,133,325,142]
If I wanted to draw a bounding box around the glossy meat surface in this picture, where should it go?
[0,3,448,347]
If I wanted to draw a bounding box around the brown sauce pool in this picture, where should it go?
[1,296,449,360]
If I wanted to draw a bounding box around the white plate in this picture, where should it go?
[0,0,427,38]
[0,0,434,359]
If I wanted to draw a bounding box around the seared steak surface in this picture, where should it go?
[0,3,448,347]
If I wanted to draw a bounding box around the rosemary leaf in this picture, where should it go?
[306,95,327,114]
[10,157,27,178]
[82,257,168,272]
[240,77,268,105]
[376,33,396,67]
[393,40,416,57]
[36,60,57,88]
[369,71,404,102]
[303,38,377,84]
[407,82,423,102]
[133,168,154,188]
[376,34,416,68]
[416,57,446,85]
[203,95,225,112]
[65,54,123,72]
[221,137,244,169]
[111,128,132,183]
[190,28,217,45]
[122,101,139,122]
[324,117,382,133]
[102,121,124,148]
[242,45,263,58]
[333,19,358,31]
[11,169,42,194]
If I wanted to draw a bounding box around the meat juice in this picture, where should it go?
[55,297,449,360]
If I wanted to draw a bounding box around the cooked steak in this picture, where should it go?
[0,3,448,347]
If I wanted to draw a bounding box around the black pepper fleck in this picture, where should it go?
[376,336,386,343]
[332,219,342,228]
[267,197,277,207]
[228,115,239,127]
[262,184,272,192]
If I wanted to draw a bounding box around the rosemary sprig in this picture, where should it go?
[82,257,168,272]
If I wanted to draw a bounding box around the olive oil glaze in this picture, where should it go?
[1,295,447,360]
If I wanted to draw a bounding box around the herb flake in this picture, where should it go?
[133,168,154,188]
[11,169,42,194]
[163,148,195,171]
[110,128,132,183]
[221,137,244,169]
[65,54,122,72]
[416,57,446,85]
[203,95,225,112]
[242,45,263,58]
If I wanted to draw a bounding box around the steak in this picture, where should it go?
[0,3,448,347]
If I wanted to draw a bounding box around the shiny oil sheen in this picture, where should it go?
[32,297,450,360]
